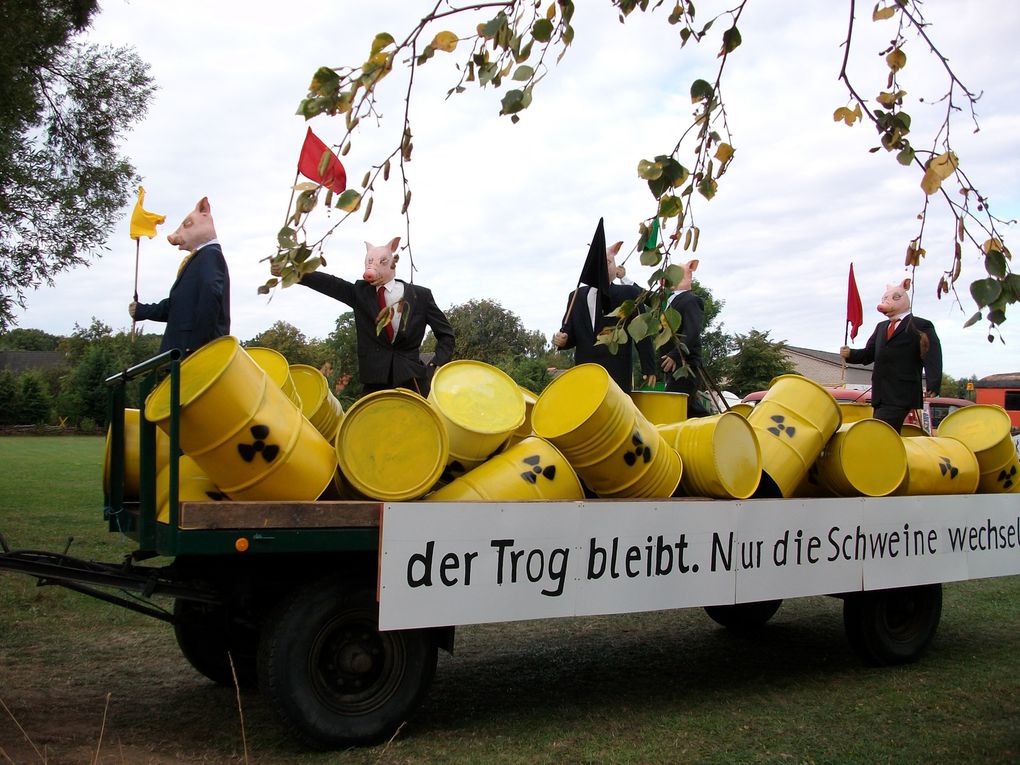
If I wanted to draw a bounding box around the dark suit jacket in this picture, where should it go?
[846,313,942,409]
[134,243,230,356]
[299,272,455,390]
[663,290,708,411]
[558,283,656,394]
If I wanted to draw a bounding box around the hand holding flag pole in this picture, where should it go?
[129,187,166,341]
[842,262,864,384]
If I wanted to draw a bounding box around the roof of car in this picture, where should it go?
[739,386,972,408]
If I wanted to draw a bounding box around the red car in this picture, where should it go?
[738,385,973,434]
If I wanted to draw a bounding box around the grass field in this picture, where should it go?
[1,436,1018,764]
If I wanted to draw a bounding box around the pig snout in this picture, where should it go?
[363,267,378,282]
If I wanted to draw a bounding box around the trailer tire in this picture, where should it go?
[173,600,259,688]
[843,584,942,666]
[258,578,437,749]
[703,599,782,630]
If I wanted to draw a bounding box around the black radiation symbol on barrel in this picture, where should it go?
[520,454,556,484]
[997,464,1016,490]
[767,415,796,438]
[623,431,653,467]
[237,424,280,463]
[937,456,959,480]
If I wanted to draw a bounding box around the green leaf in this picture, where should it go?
[335,189,362,212]
[896,146,915,166]
[499,88,532,115]
[690,79,713,103]
[663,264,685,289]
[371,32,395,55]
[962,311,983,328]
[721,26,741,54]
[640,248,662,267]
[532,18,554,42]
[662,306,682,333]
[277,226,297,249]
[512,64,534,81]
[970,277,1002,308]
[637,158,663,181]
[698,177,718,200]
[657,195,683,218]
[985,249,1008,278]
[309,67,340,97]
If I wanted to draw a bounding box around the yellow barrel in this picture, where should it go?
[289,363,345,444]
[428,360,525,473]
[893,435,980,496]
[144,336,337,501]
[155,455,224,524]
[103,408,170,501]
[245,347,302,409]
[427,436,584,501]
[337,388,449,501]
[813,419,907,497]
[630,390,689,425]
[838,401,873,424]
[900,424,929,437]
[506,386,539,447]
[937,405,1020,494]
[728,402,753,418]
[657,412,761,499]
[746,375,842,498]
[532,364,682,498]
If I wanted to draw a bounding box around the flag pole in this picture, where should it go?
[131,237,140,342]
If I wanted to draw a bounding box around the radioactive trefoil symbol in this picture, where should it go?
[997,464,1016,490]
[520,454,556,484]
[767,415,796,438]
[937,456,959,479]
[624,432,653,467]
[238,424,280,463]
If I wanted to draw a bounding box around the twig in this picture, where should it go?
[91,692,111,765]
[0,695,46,763]
[375,720,406,762]
[229,653,249,765]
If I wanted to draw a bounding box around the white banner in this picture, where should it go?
[378,494,1020,630]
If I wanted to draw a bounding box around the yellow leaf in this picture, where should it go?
[872,4,897,21]
[833,103,863,126]
[886,48,907,72]
[432,31,459,53]
[920,151,959,195]
[714,142,735,164]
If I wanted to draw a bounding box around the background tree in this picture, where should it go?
[725,329,797,397]
[0,370,19,426]
[244,320,324,367]
[427,299,545,367]
[0,0,156,331]
[323,312,363,406]
[17,372,52,425]
[0,328,61,351]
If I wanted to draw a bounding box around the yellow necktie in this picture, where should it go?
[176,252,195,278]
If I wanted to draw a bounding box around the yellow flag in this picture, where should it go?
[130,187,166,240]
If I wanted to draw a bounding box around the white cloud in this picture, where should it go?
[13,0,1019,378]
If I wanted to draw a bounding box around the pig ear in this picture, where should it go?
[364,241,373,253]
[197,197,210,214]
[388,236,401,253]
[901,278,911,291]
[688,259,700,272]
[608,241,623,257]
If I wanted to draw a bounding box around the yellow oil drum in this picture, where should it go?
[245,346,302,409]
[337,388,449,501]
[747,375,842,498]
[144,336,337,502]
[657,412,761,499]
[289,363,344,444]
[427,436,584,502]
[893,435,980,496]
[428,360,525,475]
[155,455,224,524]
[838,401,873,424]
[728,402,753,418]
[103,408,170,501]
[532,364,682,498]
[812,419,907,497]
[937,404,1020,493]
[506,386,540,448]
[630,390,689,425]
[900,424,929,437]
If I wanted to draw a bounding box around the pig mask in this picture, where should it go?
[677,259,699,291]
[167,197,217,252]
[878,278,911,317]
[607,241,624,281]
[362,237,400,287]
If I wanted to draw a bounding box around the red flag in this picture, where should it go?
[846,263,863,340]
[297,128,346,193]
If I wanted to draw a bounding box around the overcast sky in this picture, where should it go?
[12,1,1020,379]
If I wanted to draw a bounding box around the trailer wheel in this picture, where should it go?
[703,599,782,630]
[173,600,259,688]
[842,584,942,666]
[258,579,437,748]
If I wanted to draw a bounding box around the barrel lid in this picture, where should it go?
[937,404,1010,453]
[289,364,328,417]
[144,335,241,423]
[430,360,525,434]
[532,364,611,440]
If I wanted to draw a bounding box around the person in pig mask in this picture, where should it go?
[274,237,454,397]
[840,278,942,431]
[129,197,230,357]
[660,259,710,417]
[553,227,657,394]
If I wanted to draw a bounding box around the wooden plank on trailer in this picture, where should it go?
[179,501,382,530]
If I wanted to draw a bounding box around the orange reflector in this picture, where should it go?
[235,537,250,553]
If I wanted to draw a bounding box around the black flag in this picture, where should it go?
[577,217,611,315]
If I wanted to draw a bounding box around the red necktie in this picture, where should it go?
[377,286,394,341]
[886,319,898,339]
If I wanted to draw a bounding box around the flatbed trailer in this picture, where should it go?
[1,350,1018,750]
